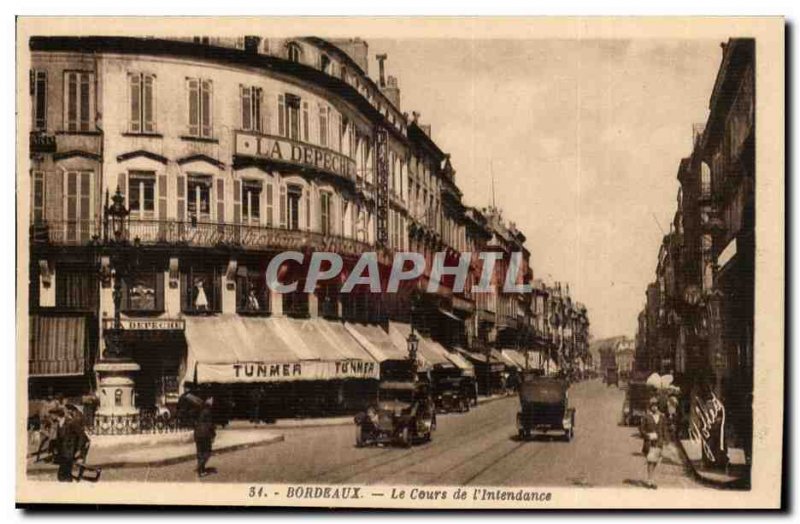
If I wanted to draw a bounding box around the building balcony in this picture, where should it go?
[31,219,373,258]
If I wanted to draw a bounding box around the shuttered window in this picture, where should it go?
[129,73,156,133]
[240,85,263,132]
[32,70,47,131]
[32,171,45,224]
[187,78,213,138]
[64,171,93,243]
[64,71,93,132]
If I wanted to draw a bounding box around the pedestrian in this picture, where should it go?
[51,407,79,482]
[194,398,216,477]
[34,395,58,462]
[640,397,668,489]
[66,404,91,463]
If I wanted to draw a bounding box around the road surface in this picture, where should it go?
[94,378,705,488]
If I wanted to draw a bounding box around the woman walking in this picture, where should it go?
[640,396,669,489]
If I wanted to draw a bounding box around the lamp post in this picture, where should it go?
[93,186,142,435]
[408,290,421,378]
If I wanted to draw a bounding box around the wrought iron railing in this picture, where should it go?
[32,219,373,257]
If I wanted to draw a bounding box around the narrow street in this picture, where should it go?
[95,379,705,488]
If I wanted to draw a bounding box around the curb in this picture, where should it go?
[28,434,285,473]
[673,437,749,490]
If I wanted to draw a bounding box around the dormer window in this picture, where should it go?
[320,54,331,73]
[286,42,302,63]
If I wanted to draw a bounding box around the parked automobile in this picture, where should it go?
[433,376,472,413]
[622,380,654,426]
[354,380,436,448]
[516,377,575,441]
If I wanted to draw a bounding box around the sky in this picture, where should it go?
[368,38,723,340]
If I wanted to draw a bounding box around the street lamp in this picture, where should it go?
[407,331,419,371]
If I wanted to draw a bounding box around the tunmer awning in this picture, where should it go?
[184,316,379,384]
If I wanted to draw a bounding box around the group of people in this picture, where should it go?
[33,393,91,482]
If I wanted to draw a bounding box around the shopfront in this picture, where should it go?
[183,316,380,419]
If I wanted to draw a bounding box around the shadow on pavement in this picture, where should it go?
[623,478,652,489]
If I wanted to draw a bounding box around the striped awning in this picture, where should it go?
[29,315,87,376]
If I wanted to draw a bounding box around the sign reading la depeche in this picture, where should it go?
[103,318,185,331]
[236,132,356,180]
[197,359,379,383]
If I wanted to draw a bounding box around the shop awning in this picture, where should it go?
[184,316,379,384]
[29,315,87,377]
[501,349,528,370]
[445,347,476,376]
[494,349,521,370]
[344,322,409,362]
[451,347,506,373]
[437,308,462,322]
[388,322,454,369]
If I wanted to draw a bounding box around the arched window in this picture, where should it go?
[700,161,711,198]
[286,42,302,63]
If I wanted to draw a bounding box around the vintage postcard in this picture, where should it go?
[15,16,784,509]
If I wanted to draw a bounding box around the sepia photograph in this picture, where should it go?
[14,16,784,509]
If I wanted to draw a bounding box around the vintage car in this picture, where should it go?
[433,376,472,413]
[605,366,619,387]
[516,377,575,441]
[622,381,655,426]
[354,380,436,448]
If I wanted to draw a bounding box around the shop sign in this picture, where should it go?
[689,390,727,466]
[104,318,186,331]
[235,132,356,180]
[197,359,379,383]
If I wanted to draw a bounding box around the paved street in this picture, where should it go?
[78,379,706,488]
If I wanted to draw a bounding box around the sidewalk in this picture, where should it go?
[26,428,283,475]
[675,438,751,489]
[228,392,514,430]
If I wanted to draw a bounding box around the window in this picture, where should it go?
[340,200,348,238]
[236,267,270,315]
[302,101,309,142]
[286,184,302,230]
[187,78,213,138]
[320,54,331,73]
[32,70,47,131]
[242,179,262,225]
[286,42,302,63]
[278,94,301,140]
[318,105,328,147]
[122,268,164,313]
[32,171,45,224]
[128,171,156,219]
[181,265,221,313]
[265,182,274,226]
[64,71,94,132]
[56,267,98,309]
[64,171,93,243]
[193,36,211,45]
[186,174,212,223]
[129,73,156,133]
[320,191,333,235]
[240,85,262,132]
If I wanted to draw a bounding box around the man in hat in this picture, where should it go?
[640,397,669,489]
[51,407,79,482]
[194,398,216,477]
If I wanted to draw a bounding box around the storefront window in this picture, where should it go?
[181,265,221,314]
[122,268,164,313]
[283,286,309,318]
[236,267,270,315]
